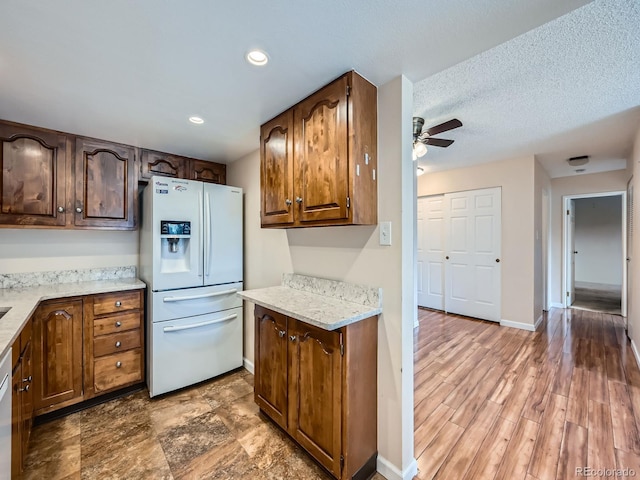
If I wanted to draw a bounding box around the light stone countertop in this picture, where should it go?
[238,274,382,331]
[0,278,146,360]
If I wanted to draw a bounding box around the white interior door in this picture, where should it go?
[444,187,501,322]
[567,199,576,306]
[417,195,445,310]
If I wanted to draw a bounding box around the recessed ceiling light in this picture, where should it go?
[246,49,269,66]
[189,116,204,125]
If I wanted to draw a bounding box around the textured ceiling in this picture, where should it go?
[413,0,640,178]
[0,0,589,162]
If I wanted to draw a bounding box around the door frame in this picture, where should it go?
[562,191,627,317]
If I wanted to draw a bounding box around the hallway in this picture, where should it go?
[414,307,638,479]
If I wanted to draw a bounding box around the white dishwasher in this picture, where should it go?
[0,348,11,480]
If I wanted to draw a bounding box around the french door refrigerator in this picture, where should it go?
[140,176,243,397]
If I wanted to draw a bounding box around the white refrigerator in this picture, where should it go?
[140,176,243,397]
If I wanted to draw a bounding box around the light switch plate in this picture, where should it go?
[380,221,392,246]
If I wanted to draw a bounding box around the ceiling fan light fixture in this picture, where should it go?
[416,166,425,176]
[413,142,428,159]
[567,155,589,167]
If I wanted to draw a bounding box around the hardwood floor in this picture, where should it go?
[414,307,640,480]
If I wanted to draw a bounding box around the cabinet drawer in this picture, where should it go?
[93,329,141,357]
[93,311,140,336]
[93,349,142,393]
[93,291,140,316]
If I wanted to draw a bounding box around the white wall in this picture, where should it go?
[418,156,537,328]
[626,125,639,350]
[534,160,552,321]
[549,170,629,305]
[0,228,139,274]
[574,196,623,286]
[227,76,416,479]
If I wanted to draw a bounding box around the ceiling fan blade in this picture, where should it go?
[424,138,454,148]
[426,119,462,136]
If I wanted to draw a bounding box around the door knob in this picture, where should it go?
[76,207,83,213]
[496,258,500,263]
[573,251,578,254]
[445,256,449,260]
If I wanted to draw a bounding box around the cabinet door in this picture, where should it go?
[11,362,22,479]
[33,300,83,411]
[288,319,343,477]
[260,110,295,226]
[254,306,288,430]
[20,338,33,463]
[293,75,349,223]
[139,149,188,183]
[0,123,68,227]
[74,138,136,229]
[190,159,226,185]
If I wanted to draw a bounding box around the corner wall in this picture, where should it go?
[417,156,537,328]
[627,126,640,358]
[227,76,416,479]
[534,160,552,322]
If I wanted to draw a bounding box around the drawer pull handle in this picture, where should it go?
[115,301,122,307]
[115,321,122,327]
[163,289,238,303]
[19,384,30,392]
[116,361,122,368]
[163,313,237,332]
[290,335,297,342]
[115,341,122,348]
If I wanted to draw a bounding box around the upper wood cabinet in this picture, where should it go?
[0,123,69,227]
[74,137,136,229]
[139,149,226,185]
[139,149,189,182]
[260,71,377,228]
[190,159,226,184]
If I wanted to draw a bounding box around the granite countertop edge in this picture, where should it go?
[238,286,382,331]
[0,278,146,360]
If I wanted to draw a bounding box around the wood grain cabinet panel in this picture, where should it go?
[260,71,378,228]
[139,149,189,182]
[0,123,68,227]
[74,137,136,229]
[260,110,295,226]
[190,159,227,184]
[33,300,84,413]
[254,306,378,480]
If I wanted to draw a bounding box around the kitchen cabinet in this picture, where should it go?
[190,158,226,185]
[139,149,189,182]
[74,137,136,229]
[11,319,34,478]
[259,71,377,228]
[33,299,84,414]
[254,305,378,480]
[0,122,69,227]
[84,290,144,398]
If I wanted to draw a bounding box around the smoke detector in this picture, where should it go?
[567,155,589,167]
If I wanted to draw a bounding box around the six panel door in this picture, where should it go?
[260,110,295,226]
[74,137,136,229]
[0,124,68,226]
[293,75,349,223]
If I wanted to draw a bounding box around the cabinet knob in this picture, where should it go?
[289,335,297,342]
[285,199,293,206]
[57,206,65,213]
[115,301,122,307]
[116,361,122,368]
[19,384,30,392]
[76,207,83,213]
[22,376,32,383]
[295,197,303,204]
[115,341,122,347]
[278,330,285,338]
[115,321,122,327]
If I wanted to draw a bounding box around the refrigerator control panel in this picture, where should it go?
[160,220,191,236]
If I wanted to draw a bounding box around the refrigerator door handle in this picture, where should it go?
[198,192,204,277]
[162,288,238,303]
[204,191,211,278]
[163,313,238,332]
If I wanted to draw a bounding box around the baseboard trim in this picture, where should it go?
[500,318,537,332]
[631,340,640,372]
[551,302,565,309]
[243,357,255,375]
[377,455,417,480]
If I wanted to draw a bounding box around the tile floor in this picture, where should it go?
[23,369,385,480]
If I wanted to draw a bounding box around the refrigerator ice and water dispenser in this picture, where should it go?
[160,220,191,273]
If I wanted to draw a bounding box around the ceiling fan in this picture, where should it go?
[413,117,463,159]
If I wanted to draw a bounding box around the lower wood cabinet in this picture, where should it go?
[32,289,144,416]
[254,305,378,480]
[11,317,33,479]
